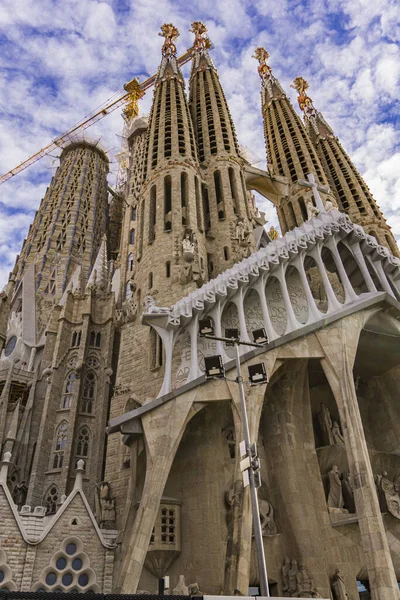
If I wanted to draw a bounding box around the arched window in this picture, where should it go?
[81,372,95,414]
[71,330,81,348]
[89,331,95,346]
[149,185,157,243]
[128,253,134,271]
[131,206,137,221]
[76,426,90,460]
[53,422,67,469]
[43,484,59,515]
[95,332,101,348]
[62,372,75,409]
[129,229,135,245]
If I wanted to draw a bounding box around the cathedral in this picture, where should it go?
[1,20,400,600]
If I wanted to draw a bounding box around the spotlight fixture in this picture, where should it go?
[224,328,239,345]
[252,328,268,345]
[204,355,225,379]
[199,318,214,336]
[248,362,268,385]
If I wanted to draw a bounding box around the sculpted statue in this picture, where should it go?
[172,575,189,595]
[281,556,291,596]
[341,472,356,513]
[325,199,339,212]
[188,583,203,596]
[332,569,349,600]
[296,562,320,597]
[317,402,334,446]
[376,471,400,519]
[13,480,28,510]
[143,295,170,314]
[332,421,345,445]
[306,201,319,220]
[95,481,116,528]
[235,218,251,245]
[181,232,195,259]
[259,499,277,535]
[328,465,344,510]
[289,559,299,596]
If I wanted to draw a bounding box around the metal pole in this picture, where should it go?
[233,342,270,597]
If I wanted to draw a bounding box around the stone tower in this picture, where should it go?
[189,22,256,275]
[253,48,336,234]
[291,76,399,256]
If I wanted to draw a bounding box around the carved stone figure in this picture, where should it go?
[332,569,349,600]
[222,425,236,458]
[306,201,319,220]
[143,295,170,314]
[281,556,291,596]
[317,402,334,446]
[332,421,345,445]
[325,199,339,212]
[172,575,189,595]
[296,562,320,597]
[188,582,203,596]
[235,218,251,246]
[182,231,195,260]
[341,472,356,513]
[377,471,400,519]
[95,481,116,528]
[328,465,344,509]
[13,480,28,510]
[289,559,299,596]
[179,263,193,285]
[259,499,277,535]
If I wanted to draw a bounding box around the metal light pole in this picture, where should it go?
[233,341,270,597]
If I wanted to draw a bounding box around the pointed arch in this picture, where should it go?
[62,371,76,409]
[76,426,91,464]
[43,483,59,515]
[52,422,67,469]
[80,371,96,414]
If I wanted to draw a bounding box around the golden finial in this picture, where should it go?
[159,23,179,57]
[268,225,279,240]
[123,78,145,120]
[252,47,272,80]
[291,76,312,112]
[189,21,213,51]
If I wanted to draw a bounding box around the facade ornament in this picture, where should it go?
[332,421,345,445]
[189,21,215,71]
[253,47,272,82]
[375,471,400,519]
[296,562,321,597]
[289,558,299,597]
[234,218,251,246]
[156,24,182,84]
[328,465,345,511]
[268,225,279,240]
[341,472,356,513]
[259,499,277,535]
[181,230,195,261]
[188,582,203,596]
[95,481,116,529]
[159,23,179,57]
[222,425,236,458]
[143,295,170,314]
[281,556,291,596]
[326,198,339,212]
[306,200,319,220]
[291,77,318,120]
[13,480,28,510]
[331,569,349,600]
[172,575,189,595]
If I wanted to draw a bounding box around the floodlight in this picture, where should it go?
[225,328,239,340]
[252,328,268,344]
[199,318,214,336]
[248,362,268,385]
[204,355,225,379]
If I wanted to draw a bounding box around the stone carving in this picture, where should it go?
[188,582,203,596]
[13,480,28,510]
[222,425,236,459]
[181,230,195,261]
[326,199,339,212]
[234,218,251,247]
[332,421,345,445]
[259,499,277,535]
[289,558,299,596]
[306,201,319,220]
[331,569,349,600]
[328,465,345,511]
[296,562,321,597]
[375,471,400,518]
[143,295,170,314]
[172,575,189,595]
[268,225,279,240]
[95,481,116,528]
[341,472,355,513]
[317,402,334,446]
[282,556,291,596]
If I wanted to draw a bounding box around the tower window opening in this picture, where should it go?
[71,330,81,348]
[150,329,163,370]
[44,484,59,515]
[166,261,171,278]
[195,176,203,231]
[129,229,135,245]
[214,171,225,220]
[131,206,137,221]
[138,199,145,259]
[81,372,95,414]
[164,176,172,231]
[62,372,76,409]
[89,331,96,347]
[95,332,101,347]
[298,196,308,222]
[76,426,90,461]
[181,172,188,226]
[228,167,239,215]
[149,272,153,289]
[53,422,67,469]
[288,201,297,228]
[224,247,229,261]
[128,253,134,271]
[207,253,214,277]
[149,185,157,243]
[202,184,211,231]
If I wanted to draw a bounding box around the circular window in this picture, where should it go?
[4,336,17,357]
[72,558,82,571]
[78,573,89,587]
[66,543,77,556]
[0,571,4,583]
[62,573,73,586]
[56,557,67,570]
[46,572,57,586]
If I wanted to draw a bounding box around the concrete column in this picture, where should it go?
[309,245,342,313]
[253,277,277,342]
[349,242,377,293]
[326,238,359,303]
[318,319,399,600]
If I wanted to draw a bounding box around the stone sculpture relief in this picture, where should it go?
[331,569,349,600]
[143,295,170,314]
[297,562,321,597]
[172,575,189,595]
[259,499,277,535]
[341,472,356,513]
[95,481,116,528]
[282,558,320,597]
[331,421,345,445]
[12,480,28,510]
[222,425,236,459]
[327,465,346,512]
[306,201,319,220]
[317,403,345,447]
[375,471,400,519]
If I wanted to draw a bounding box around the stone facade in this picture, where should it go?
[0,20,400,600]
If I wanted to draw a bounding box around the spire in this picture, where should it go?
[252,47,286,107]
[155,23,184,86]
[292,77,399,255]
[86,234,108,290]
[189,21,216,74]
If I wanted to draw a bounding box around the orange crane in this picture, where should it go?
[0,47,193,185]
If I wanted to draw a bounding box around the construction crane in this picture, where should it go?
[0,47,193,185]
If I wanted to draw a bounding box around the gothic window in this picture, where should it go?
[71,330,81,347]
[164,176,172,231]
[181,172,188,226]
[81,372,95,414]
[150,329,163,370]
[161,507,175,544]
[214,171,225,220]
[149,185,156,243]
[131,206,137,221]
[62,372,76,409]
[53,422,67,469]
[45,267,57,295]
[76,427,90,462]
[128,253,134,271]
[195,176,202,231]
[129,229,135,245]
[43,484,59,515]
[95,332,101,347]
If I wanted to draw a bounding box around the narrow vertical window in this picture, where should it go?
[62,372,75,409]
[89,331,96,346]
[228,167,239,215]
[53,422,67,469]
[137,199,145,259]
[76,426,90,459]
[195,176,202,231]
[95,332,101,347]
[298,197,308,222]
[149,185,156,243]
[149,272,153,289]
[81,372,95,414]
[150,329,163,369]
[181,172,188,226]
[224,247,229,261]
[214,171,225,220]
[164,176,172,231]
[202,183,211,231]
[128,253,134,271]
[131,206,137,221]
[166,261,171,278]
[129,229,135,245]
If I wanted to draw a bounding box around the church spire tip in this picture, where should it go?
[291,76,316,118]
[189,20,215,72]
[156,23,183,86]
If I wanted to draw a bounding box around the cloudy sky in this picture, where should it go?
[0,0,399,287]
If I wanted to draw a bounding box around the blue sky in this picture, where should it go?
[0,0,399,286]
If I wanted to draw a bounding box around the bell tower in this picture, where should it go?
[292,76,399,256]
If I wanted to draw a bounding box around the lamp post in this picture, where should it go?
[199,321,270,597]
